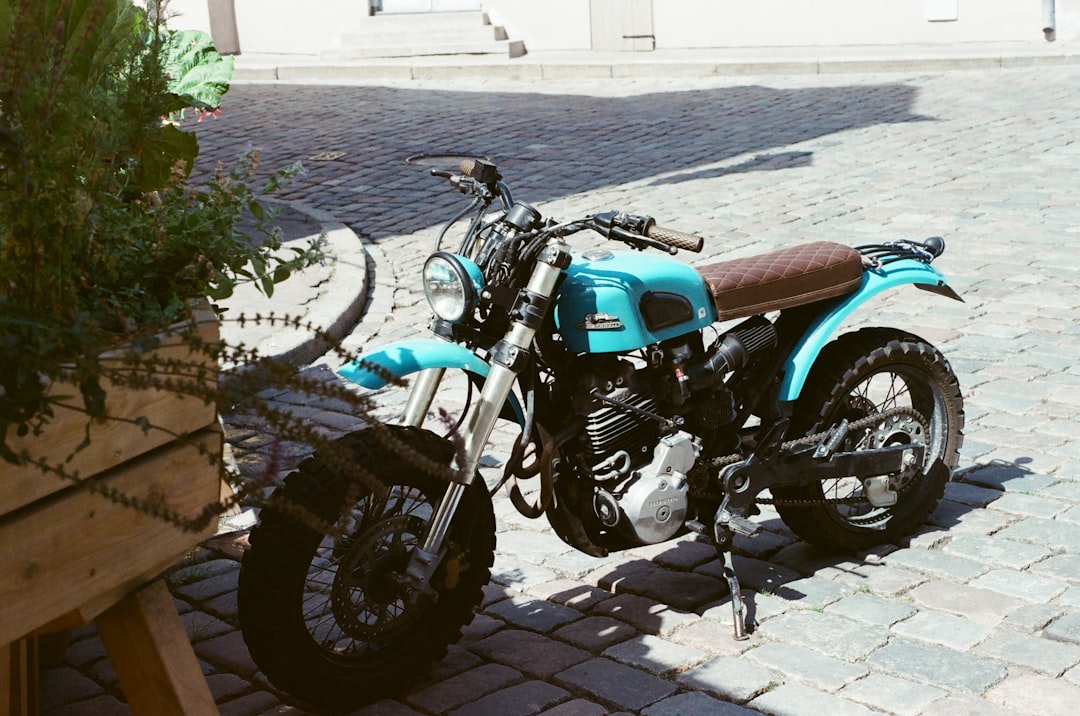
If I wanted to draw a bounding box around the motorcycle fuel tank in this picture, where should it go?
[555,249,717,353]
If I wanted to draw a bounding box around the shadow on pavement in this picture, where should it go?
[189,82,929,241]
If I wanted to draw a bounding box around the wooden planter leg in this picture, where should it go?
[2,637,39,716]
[96,580,218,715]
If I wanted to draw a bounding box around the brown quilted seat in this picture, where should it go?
[698,241,864,321]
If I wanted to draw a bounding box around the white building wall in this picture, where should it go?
[165,0,1079,54]
[651,0,1060,48]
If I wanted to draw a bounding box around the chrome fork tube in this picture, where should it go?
[401,367,445,427]
[421,238,568,557]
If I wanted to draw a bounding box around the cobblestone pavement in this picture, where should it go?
[42,66,1080,714]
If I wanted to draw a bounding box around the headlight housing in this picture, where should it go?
[422,252,484,323]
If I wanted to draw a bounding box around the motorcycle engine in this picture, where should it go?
[568,358,700,544]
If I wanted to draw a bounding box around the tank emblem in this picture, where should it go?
[578,312,624,331]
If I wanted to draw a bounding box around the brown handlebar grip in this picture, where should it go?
[647,225,704,253]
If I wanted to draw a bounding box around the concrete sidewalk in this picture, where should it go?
[233,41,1080,82]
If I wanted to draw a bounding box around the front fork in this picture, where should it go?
[403,239,570,594]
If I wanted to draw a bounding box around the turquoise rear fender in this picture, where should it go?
[337,338,525,425]
[779,259,961,402]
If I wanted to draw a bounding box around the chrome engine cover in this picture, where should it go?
[616,431,699,544]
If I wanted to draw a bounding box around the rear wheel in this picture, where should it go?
[238,426,494,710]
[773,328,964,552]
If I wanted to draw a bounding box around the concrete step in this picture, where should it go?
[330,10,524,60]
[325,39,525,60]
[363,11,491,32]
[340,25,507,47]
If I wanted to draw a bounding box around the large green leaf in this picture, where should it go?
[163,28,233,113]
[133,122,199,191]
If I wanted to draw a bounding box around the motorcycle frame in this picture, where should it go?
[338,242,961,587]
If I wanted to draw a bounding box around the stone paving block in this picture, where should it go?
[909,580,1025,624]
[172,567,242,602]
[448,680,569,716]
[890,610,994,650]
[1045,611,1080,645]
[973,630,1080,676]
[406,664,522,713]
[38,668,106,710]
[868,638,1008,693]
[592,593,702,636]
[824,591,917,626]
[599,560,728,612]
[554,658,678,712]
[668,617,757,657]
[535,700,607,716]
[987,491,1069,519]
[642,690,759,715]
[943,481,1006,507]
[205,673,252,702]
[745,642,867,692]
[676,655,778,703]
[997,516,1080,552]
[927,498,1019,536]
[484,596,583,633]
[756,610,888,661]
[552,615,638,652]
[413,645,485,691]
[839,673,946,716]
[968,568,1068,602]
[44,695,130,716]
[816,561,926,597]
[491,560,560,590]
[771,575,852,610]
[1061,587,1080,608]
[882,546,988,581]
[524,579,614,612]
[353,699,426,715]
[963,464,1057,493]
[941,533,1053,570]
[626,535,718,569]
[218,690,281,716]
[1028,553,1080,583]
[193,630,259,677]
[985,672,1080,716]
[924,694,1023,716]
[602,634,708,675]
[1002,603,1064,633]
[181,610,238,644]
[770,541,848,576]
[748,681,877,716]
[495,529,578,564]
[469,629,590,679]
[696,555,801,592]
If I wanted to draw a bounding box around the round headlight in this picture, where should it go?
[422,252,483,323]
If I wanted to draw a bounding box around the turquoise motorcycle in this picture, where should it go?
[238,159,964,709]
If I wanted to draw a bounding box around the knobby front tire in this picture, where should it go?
[238,426,495,711]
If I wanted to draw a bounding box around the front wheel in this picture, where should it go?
[238,426,495,711]
[773,328,964,552]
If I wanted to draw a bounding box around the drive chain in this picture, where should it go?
[707,407,927,506]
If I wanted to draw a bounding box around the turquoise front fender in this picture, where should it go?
[338,338,525,425]
[779,259,961,402]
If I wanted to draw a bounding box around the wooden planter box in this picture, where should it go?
[0,304,224,714]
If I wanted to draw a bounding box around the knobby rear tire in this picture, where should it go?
[774,328,965,552]
[237,425,495,711]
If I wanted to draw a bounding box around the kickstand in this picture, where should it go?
[720,548,750,641]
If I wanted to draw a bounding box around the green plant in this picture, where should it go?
[0,1,445,536]
[0,0,321,455]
